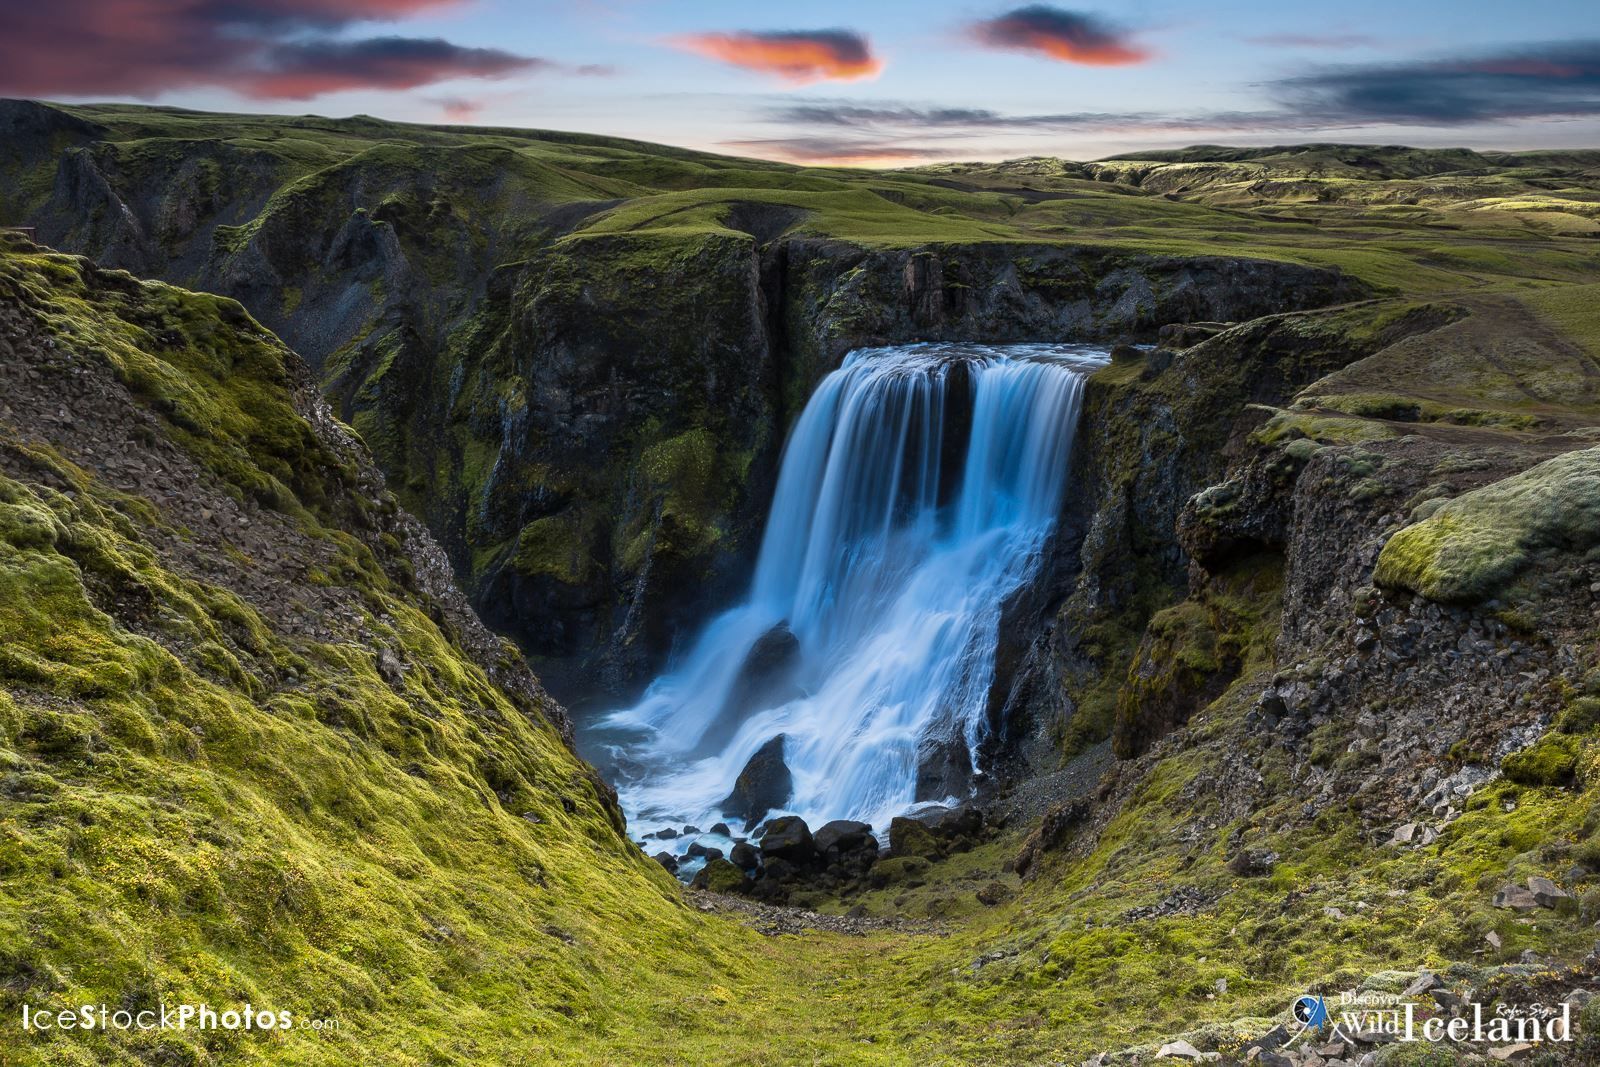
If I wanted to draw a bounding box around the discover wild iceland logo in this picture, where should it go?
[1288,989,1575,1048]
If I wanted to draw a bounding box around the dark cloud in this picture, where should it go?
[969,6,1149,66]
[764,103,1286,134]
[1245,33,1381,49]
[669,30,882,83]
[244,37,541,100]
[1278,42,1600,124]
[0,0,554,100]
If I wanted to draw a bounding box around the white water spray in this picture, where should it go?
[591,343,1105,842]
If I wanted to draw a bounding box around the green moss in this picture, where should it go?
[1252,408,1398,447]
[870,856,931,884]
[512,508,599,584]
[1558,697,1600,735]
[1502,735,1582,787]
[1375,446,1600,602]
[698,858,749,894]
[1298,391,1540,430]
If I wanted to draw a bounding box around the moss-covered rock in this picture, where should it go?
[693,857,751,894]
[1502,735,1582,787]
[1375,446,1600,603]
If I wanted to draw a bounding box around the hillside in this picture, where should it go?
[0,237,849,1065]
[7,102,1600,1065]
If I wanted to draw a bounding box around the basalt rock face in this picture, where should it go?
[1012,295,1600,884]
[766,240,1361,411]
[982,303,1465,776]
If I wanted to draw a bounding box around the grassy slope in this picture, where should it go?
[0,241,879,1066]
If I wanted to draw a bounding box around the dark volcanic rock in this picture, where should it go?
[814,820,875,856]
[889,817,943,860]
[730,841,762,871]
[913,728,974,803]
[720,735,792,829]
[1227,850,1279,878]
[691,858,750,894]
[758,816,816,866]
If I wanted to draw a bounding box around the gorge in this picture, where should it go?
[5,101,1600,1066]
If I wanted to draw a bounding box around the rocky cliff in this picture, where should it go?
[0,99,1361,707]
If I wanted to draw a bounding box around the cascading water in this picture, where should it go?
[587,342,1106,856]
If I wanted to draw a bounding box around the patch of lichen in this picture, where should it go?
[1375,446,1600,603]
[1252,407,1400,447]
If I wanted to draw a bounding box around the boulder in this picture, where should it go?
[652,851,678,873]
[913,731,973,803]
[1493,884,1540,910]
[729,841,761,871]
[1227,850,1278,878]
[1155,1038,1204,1060]
[1528,876,1570,907]
[703,624,802,751]
[720,735,792,829]
[685,842,723,861]
[758,816,815,866]
[889,816,943,859]
[814,819,875,856]
[691,857,749,894]
[975,881,1013,907]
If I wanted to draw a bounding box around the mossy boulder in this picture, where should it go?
[1501,735,1582,787]
[1375,446,1600,603]
[692,858,751,895]
[888,816,943,860]
[0,500,63,549]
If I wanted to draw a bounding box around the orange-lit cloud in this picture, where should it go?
[970,6,1149,66]
[670,30,882,84]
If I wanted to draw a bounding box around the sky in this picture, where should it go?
[3,1,1600,165]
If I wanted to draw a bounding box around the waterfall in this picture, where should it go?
[588,342,1106,847]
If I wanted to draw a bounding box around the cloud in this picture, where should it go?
[431,96,486,121]
[722,137,961,165]
[968,6,1149,66]
[669,30,882,84]
[762,39,1600,151]
[0,0,555,100]
[1278,42,1600,124]
[764,103,1285,134]
[1245,33,1380,50]
[241,37,541,100]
